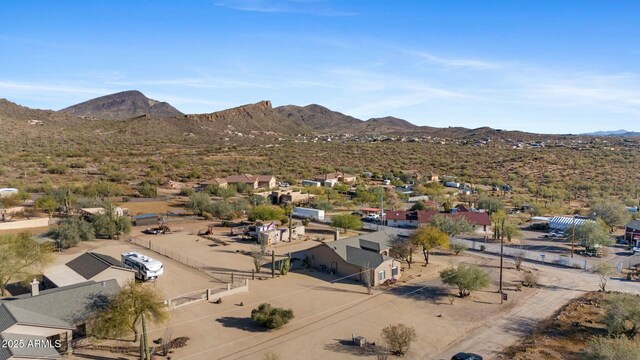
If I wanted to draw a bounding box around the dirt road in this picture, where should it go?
[429,253,640,360]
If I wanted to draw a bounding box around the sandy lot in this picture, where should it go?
[49,239,221,299]
[72,250,540,360]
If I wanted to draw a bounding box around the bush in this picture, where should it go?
[248,205,285,222]
[584,336,640,360]
[604,293,640,339]
[450,243,467,255]
[47,218,95,249]
[250,303,294,329]
[380,323,417,356]
[522,272,539,288]
[440,263,490,297]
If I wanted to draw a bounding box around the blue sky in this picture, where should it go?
[1,0,638,133]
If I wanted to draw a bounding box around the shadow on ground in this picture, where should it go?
[216,317,266,332]
[323,339,384,357]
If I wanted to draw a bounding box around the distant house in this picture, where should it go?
[199,178,228,189]
[295,231,401,286]
[79,207,125,218]
[625,220,640,244]
[314,172,357,184]
[201,174,276,190]
[0,280,120,358]
[385,210,492,232]
[43,252,135,288]
[132,213,160,226]
[269,190,312,205]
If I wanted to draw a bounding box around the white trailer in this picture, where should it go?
[121,252,164,281]
[444,182,460,188]
[292,207,325,221]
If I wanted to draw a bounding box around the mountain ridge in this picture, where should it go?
[59,90,184,120]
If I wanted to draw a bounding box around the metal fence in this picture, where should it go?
[455,238,592,270]
[129,237,254,286]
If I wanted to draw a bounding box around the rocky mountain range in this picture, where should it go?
[59,90,183,120]
[0,90,636,142]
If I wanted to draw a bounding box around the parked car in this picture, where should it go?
[451,353,483,360]
[632,247,640,254]
[544,230,565,239]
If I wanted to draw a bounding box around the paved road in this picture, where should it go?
[428,251,640,360]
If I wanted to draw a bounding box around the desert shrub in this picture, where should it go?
[522,272,539,288]
[248,205,285,222]
[584,336,640,360]
[47,164,68,174]
[380,323,417,356]
[450,243,467,255]
[250,303,294,329]
[604,293,640,339]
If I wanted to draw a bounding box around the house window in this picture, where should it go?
[378,270,386,281]
[392,266,399,276]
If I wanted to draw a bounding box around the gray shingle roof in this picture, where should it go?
[0,303,72,330]
[345,246,385,268]
[0,280,119,326]
[325,231,395,268]
[627,220,640,230]
[65,252,124,280]
[0,333,61,359]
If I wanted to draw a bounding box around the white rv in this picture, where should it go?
[121,252,164,281]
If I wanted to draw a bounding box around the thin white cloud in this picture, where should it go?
[214,0,357,16]
[0,80,111,96]
[410,51,502,70]
[106,78,273,89]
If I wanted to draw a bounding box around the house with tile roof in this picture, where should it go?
[43,252,135,288]
[0,280,119,359]
[295,231,401,286]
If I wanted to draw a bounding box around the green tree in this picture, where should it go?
[591,198,632,231]
[477,196,504,215]
[428,214,474,239]
[248,205,286,222]
[138,182,158,198]
[187,192,212,216]
[331,214,362,233]
[92,206,131,239]
[35,195,57,217]
[575,221,614,249]
[410,226,449,265]
[380,323,417,356]
[0,233,54,296]
[440,263,490,297]
[91,280,169,350]
[250,303,294,329]
[47,218,95,249]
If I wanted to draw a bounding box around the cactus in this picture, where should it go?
[279,257,291,275]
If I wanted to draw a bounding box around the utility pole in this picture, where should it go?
[379,187,384,230]
[499,218,505,303]
[571,216,576,258]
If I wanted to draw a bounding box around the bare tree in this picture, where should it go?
[593,262,614,292]
[514,250,525,271]
[251,243,266,273]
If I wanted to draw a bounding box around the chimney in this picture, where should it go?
[30,279,39,297]
[334,229,340,242]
